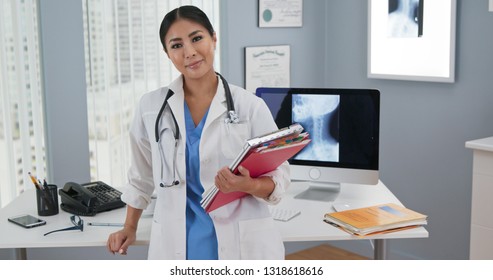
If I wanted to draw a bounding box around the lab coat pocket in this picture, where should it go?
[148,194,165,259]
[238,217,285,260]
[220,122,249,159]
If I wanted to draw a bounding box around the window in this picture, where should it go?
[82,0,221,187]
[0,0,46,207]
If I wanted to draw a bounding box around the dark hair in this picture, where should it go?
[159,5,215,52]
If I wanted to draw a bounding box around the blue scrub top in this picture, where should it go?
[184,102,218,260]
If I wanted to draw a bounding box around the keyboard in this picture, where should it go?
[82,181,126,213]
[270,207,301,222]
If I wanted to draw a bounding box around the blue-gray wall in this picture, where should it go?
[39,0,91,186]
[222,0,493,259]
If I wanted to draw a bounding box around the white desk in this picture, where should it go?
[0,191,151,259]
[276,181,428,259]
[0,181,428,260]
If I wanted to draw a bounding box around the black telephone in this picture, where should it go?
[59,181,126,216]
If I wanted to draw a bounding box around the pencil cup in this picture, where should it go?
[36,184,59,216]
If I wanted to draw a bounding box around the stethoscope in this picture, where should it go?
[154,73,239,188]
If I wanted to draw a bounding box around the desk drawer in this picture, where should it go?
[473,150,493,176]
[471,173,493,228]
[470,224,493,259]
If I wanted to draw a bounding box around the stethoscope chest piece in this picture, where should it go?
[226,110,239,124]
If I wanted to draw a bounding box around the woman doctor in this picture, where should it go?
[106,5,290,260]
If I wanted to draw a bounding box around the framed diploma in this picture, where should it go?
[259,0,303,28]
[245,45,290,93]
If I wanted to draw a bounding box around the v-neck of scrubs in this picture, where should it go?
[183,101,218,260]
[184,103,208,145]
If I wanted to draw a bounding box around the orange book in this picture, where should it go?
[323,203,427,236]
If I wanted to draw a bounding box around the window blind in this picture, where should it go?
[82,0,221,187]
[0,0,46,208]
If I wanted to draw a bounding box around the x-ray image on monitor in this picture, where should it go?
[292,94,340,162]
[256,87,380,202]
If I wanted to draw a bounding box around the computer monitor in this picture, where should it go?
[256,87,380,202]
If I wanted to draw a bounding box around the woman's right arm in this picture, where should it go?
[107,95,154,255]
[106,205,143,255]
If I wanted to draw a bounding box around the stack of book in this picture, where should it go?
[323,203,427,236]
[201,123,311,213]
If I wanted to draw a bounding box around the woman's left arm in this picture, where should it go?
[215,165,275,199]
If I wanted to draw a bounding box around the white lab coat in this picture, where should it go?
[121,75,290,260]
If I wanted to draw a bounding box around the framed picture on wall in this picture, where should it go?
[245,45,290,93]
[258,0,303,27]
[368,0,457,82]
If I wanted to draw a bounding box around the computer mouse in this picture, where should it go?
[332,202,352,212]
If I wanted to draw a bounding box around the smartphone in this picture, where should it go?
[8,214,46,228]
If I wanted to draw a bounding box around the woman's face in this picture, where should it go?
[164,19,217,80]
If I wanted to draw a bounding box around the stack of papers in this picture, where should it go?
[201,123,310,213]
[323,203,427,236]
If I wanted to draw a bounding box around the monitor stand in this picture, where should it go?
[294,181,341,202]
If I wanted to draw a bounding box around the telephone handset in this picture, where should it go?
[59,181,126,216]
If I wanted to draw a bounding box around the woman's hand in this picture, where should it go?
[215,166,251,193]
[106,225,137,255]
[106,205,142,255]
[215,166,275,199]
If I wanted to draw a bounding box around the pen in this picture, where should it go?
[28,172,42,190]
[87,222,124,227]
[30,172,56,210]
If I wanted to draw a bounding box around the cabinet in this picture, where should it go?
[466,137,493,260]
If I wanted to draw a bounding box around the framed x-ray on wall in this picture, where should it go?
[368,0,457,83]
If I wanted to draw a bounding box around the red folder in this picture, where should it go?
[204,139,311,213]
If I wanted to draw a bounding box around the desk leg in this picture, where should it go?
[13,248,27,260]
[374,240,387,260]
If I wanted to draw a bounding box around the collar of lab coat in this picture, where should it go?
[166,74,228,133]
